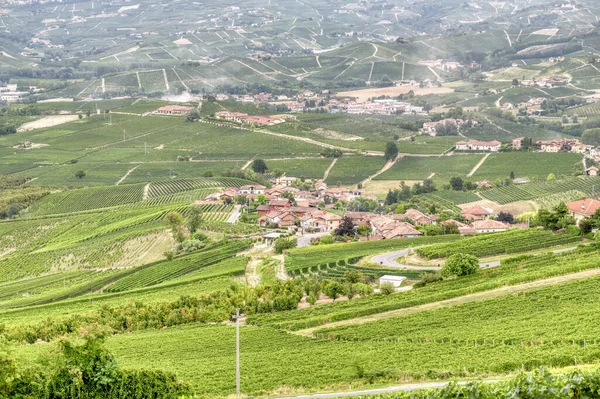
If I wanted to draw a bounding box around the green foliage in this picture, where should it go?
[275,237,297,254]
[252,159,268,174]
[0,330,189,398]
[441,253,479,278]
[417,229,579,259]
[384,141,398,161]
[582,128,600,146]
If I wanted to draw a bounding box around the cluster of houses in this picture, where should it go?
[520,75,569,88]
[512,138,600,166]
[455,139,502,152]
[214,111,287,126]
[421,118,477,136]
[0,84,35,103]
[200,179,542,240]
[154,105,194,115]
[346,99,424,115]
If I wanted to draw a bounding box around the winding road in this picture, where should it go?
[372,246,578,271]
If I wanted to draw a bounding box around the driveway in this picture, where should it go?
[297,232,330,248]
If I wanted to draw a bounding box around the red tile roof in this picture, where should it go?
[567,199,600,216]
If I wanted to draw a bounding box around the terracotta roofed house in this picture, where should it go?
[567,198,600,221]
[461,206,494,221]
[472,219,509,233]
[155,105,193,115]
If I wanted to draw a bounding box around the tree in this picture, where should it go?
[256,194,267,205]
[510,171,515,179]
[335,216,355,237]
[512,78,519,86]
[323,280,345,301]
[496,211,514,224]
[252,159,268,174]
[449,176,464,191]
[582,128,600,146]
[572,114,579,124]
[547,173,555,181]
[441,253,479,278]
[165,211,186,242]
[435,120,459,136]
[187,206,203,233]
[579,219,593,235]
[186,109,200,122]
[75,170,86,179]
[274,237,297,254]
[384,141,399,161]
[379,282,396,295]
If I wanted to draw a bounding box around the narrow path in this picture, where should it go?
[115,164,140,185]
[359,156,398,186]
[241,157,255,170]
[296,266,600,336]
[467,153,490,177]
[427,66,441,80]
[322,158,338,180]
[142,183,150,200]
[227,205,242,223]
[275,380,498,399]
[494,95,504,108]
[161,69,170,91]
[503,30,512,46]
[427,172,435,179]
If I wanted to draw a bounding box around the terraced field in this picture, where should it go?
[479,176,600,204]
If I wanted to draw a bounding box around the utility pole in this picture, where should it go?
[233,308,241,395]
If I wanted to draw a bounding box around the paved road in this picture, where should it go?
[227,205,242,223]
[297,232,330,248]
[275,380,499,399]
[372,247,578,271]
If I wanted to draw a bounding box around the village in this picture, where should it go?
[198,175,600,245]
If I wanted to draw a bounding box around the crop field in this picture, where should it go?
[479,176,600,204]
[324,156,387,186]
[265,158,332,179]
[568,102,600,117]
[418,190,480,208]
[397,136,461,155]
[252,247,600,332]
[466,116,566,142]
[416,229,581,259]
[375,155,483,182]
[318,276,600,345]
[285,235,461,274]
[472,152,582,181]
[106,241,251,292]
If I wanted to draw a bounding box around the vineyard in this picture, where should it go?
[479,176,600,204]
[28,177,248,215]
[249,247,600,331]
[416,229,581,259]
[285,235,462,273]
[106,241,251,292]
[319,276,600,344]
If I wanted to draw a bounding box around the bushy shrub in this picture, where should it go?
[441,253,479,278]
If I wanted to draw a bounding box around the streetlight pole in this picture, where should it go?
[233,308,241,395]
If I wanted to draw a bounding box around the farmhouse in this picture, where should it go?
[239,185,266,195]
[472,219,508,233]
[301,210,342,232]
[393,208,433,225]
[585,166,599,176]
[567,198,600,221]
[155,105,193,115]
[461,206,494,221]
[455,140,501,152]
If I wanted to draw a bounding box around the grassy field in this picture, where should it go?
[324,156,387,186]
[265,158,332,179]
[374,155,483,183]
[472,152,583,181]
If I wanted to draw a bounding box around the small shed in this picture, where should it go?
[263,232,281,246]
[379,275,406,288]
